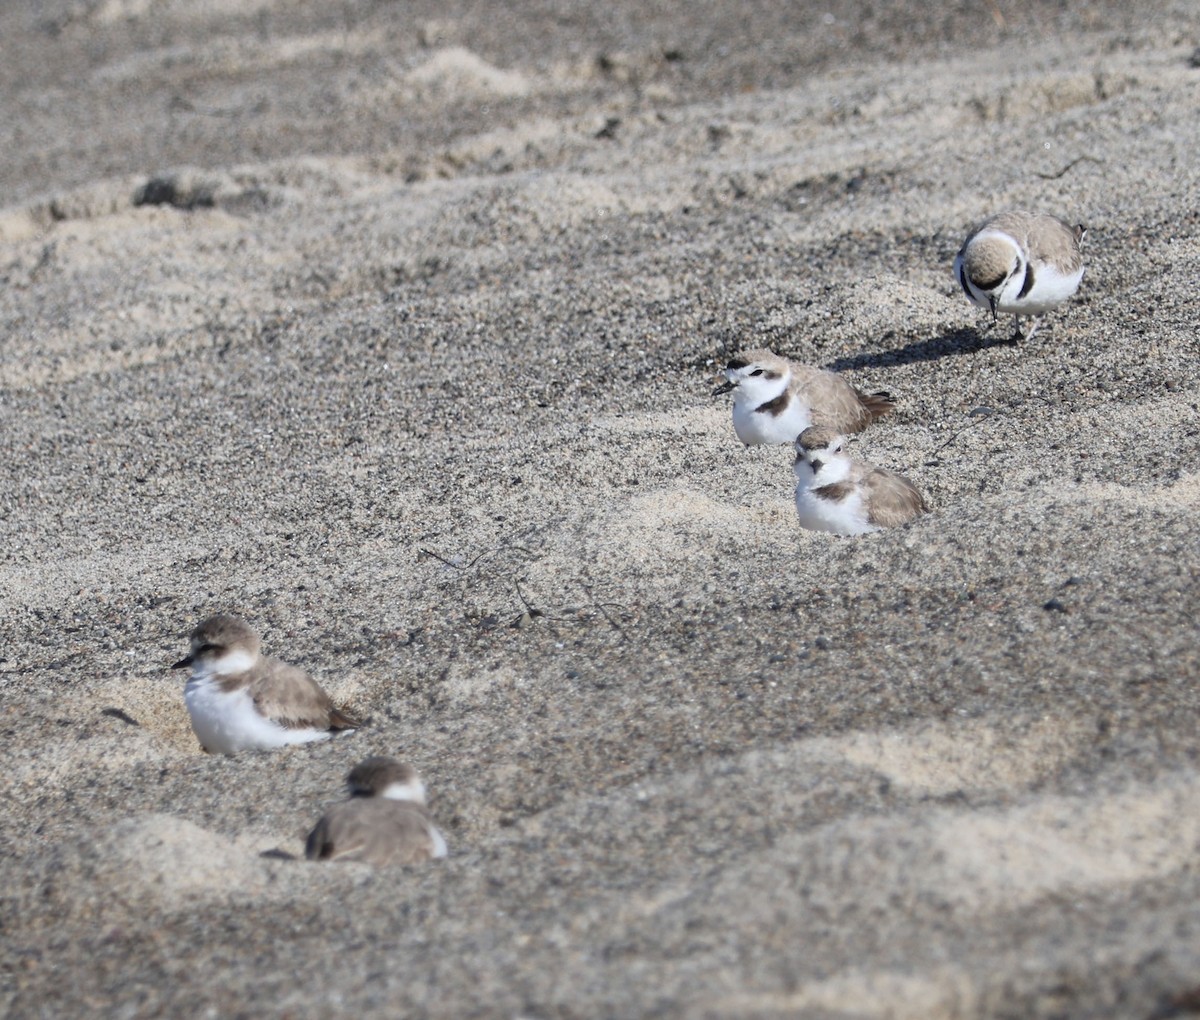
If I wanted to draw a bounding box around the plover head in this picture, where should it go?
[712,348,791,401]
[960,233,1023,319]
[347,757,427,804]
[794,425,851,483]
[172,614,261,675]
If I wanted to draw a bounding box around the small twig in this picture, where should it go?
[417,547,460,568]
[468,527,542,569]
[514,578,587,626]
[423,524,543,573]
[1034,155,1104,180]
[513,578,546,620]
[582,584,629,644]
[920,414,996,467]
[512,578,563,635]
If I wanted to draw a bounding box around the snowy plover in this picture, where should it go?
[713,348,894,446]
[954,210,1085,341]
[171,614,360,755]
[305,757,448,866]
[793,426,927,535]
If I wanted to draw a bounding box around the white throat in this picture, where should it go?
[380,780,427,804]
[805,453,851,487]
[200,648,258,676]
[731,369,789,410]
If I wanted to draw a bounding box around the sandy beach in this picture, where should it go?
[3,1,1200,1016]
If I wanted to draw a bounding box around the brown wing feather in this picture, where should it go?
[986,211,1083,274]
[792,365,893,434]
[249,658,346,731]
[862,467,927,528]
[305,800,437,866]
[856,389,895,424]
[327,706,362,731]
[1026,214,1084,274]
[304,815,344,861]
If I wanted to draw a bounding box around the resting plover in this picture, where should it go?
[171,614,360,755]
[713,348,894,446]
[305,757,448,866]
[954,210,1085,341]
[793,426,927,535]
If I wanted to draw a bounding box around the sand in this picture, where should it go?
[3,1,1200,1017]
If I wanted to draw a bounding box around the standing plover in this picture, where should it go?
[171,614,360,755]
[305,757,448,866]
[954,210,1085,341]
[714,348,893,446]
[793,426,927,535]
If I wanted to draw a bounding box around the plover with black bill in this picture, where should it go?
[305,757,448,866]
[954,210,1085,341]
[793,426,927,536]
[714,348,894,447]
[171,614,360,755]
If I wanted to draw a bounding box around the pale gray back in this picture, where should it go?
[305,799,439,866]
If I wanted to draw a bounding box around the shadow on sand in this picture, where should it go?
[823,326,1017,373]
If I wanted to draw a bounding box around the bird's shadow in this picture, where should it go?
[823,326,1017,373]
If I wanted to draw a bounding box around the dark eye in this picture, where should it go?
[749,369,764,377]
[835,445,843,453]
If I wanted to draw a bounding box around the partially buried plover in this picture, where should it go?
[305,757,448,866]
[954,210,1085,341]
[171,614,360,755]
[713,348,894,447]
[793,426,927,536]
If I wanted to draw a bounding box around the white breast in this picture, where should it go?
[794,482,875,536]
[997,263,1084,315]
[732,397,812,446]
[184,674,331,755]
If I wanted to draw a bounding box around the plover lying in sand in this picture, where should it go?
[171,614,359,755]
[793,426,927,535]
[305,757,448,866]
[713,348,893,446]
[954,210,1085,341]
